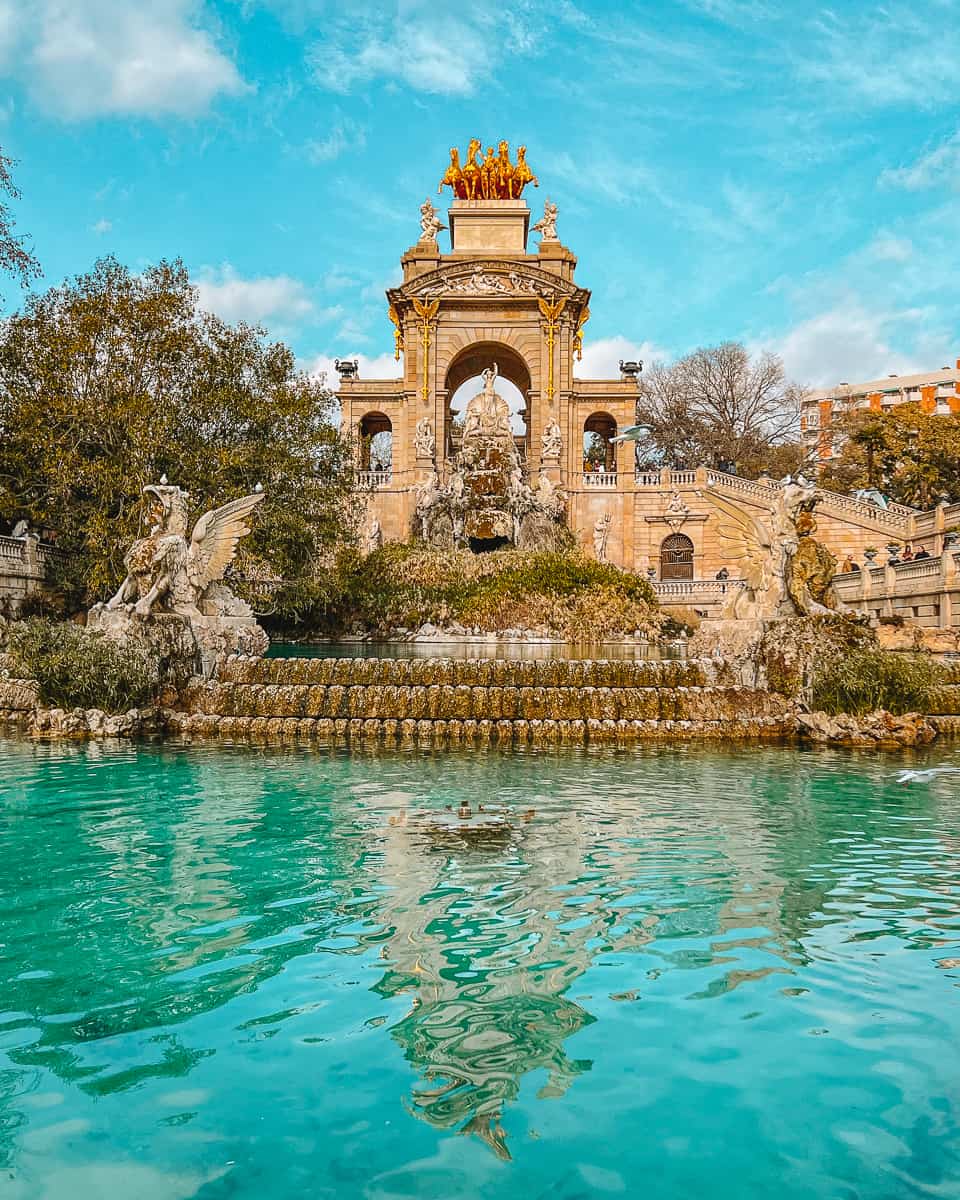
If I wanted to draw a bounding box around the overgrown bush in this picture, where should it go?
[811,648,945,716]
[7,619,160,712]
[330,545,661,638]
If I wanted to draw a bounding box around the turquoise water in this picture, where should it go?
[2,737,960,1199]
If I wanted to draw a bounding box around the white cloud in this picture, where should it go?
[576,336,670,378]
[880,131,960,191]
[864,232,913,263]
[796,7,960,110]
[764,303,929,388]
[91,218,112,235]
[309,3,543,96]
[2,0,245,119]
[195,265,315,329]
[305,115,366,163]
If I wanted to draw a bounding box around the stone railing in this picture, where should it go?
[583,472,617,489]
[813,489,913,531]
[355,469,392,489]
[0,534,50,614]
[653,579,747,601]
[833,552,960,627]
[634,471,662,487]
[704,469,777,503]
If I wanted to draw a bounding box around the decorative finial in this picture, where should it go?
[254,482,263,493]
[159,473,168,485]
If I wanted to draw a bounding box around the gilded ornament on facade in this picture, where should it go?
[438,141,538,200]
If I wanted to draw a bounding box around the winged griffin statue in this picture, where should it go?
[105,481,265,620]
[709,478,840,620]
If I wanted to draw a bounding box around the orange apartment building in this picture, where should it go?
[801,361,960,469]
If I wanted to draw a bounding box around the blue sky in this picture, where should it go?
[2,0,959,388]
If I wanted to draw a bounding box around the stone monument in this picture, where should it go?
[88,481,269,678]
[414,362,567,551]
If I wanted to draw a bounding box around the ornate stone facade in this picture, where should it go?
[338,159,957,621]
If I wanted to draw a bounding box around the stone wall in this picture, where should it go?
[0,535,50,615]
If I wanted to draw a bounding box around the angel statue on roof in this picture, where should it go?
[104,481,265,620]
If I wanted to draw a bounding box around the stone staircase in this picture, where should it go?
[167,654,795,744]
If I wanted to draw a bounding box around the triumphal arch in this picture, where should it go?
[337,141,639,561]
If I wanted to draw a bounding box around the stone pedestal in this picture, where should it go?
[87,607,269,681]
[448,200,530,254]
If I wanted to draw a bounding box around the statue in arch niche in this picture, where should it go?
[462,362,512,441]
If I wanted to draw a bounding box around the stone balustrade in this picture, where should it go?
[833,552,960,627]
[582,471,617,489]
[0,534,51,614]
[355,469,393,489]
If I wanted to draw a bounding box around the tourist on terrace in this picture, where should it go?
[902,545,914,561]
[715,567,729,580]
[841,556,854,573]
[914,545,931,560]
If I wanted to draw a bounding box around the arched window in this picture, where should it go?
[358,412,392,473]
[583,412,617,472]
[660,533,694,580]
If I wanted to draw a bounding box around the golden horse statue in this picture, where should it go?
[480,146,497,199]
[512,145,538,198]
[437,147,466,199]
[461,138,482,200]
[496,140,514,199]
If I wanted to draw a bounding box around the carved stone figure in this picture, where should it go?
[665,490,690,532]
[536,474,565,519]
[103,482,264,620]
[88,481,269,677]
[414,470,440,538]
[419,198,446,244]
[362,512,382,556]
[541,418,562,459]
[708,478,841,620]
[462,363,512,441]
[593,512,612,563]
[532,199,559,241]
[414,416,436,460]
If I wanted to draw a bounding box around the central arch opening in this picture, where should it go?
[444,342,532,460]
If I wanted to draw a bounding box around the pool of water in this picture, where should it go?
[267,640,681,660]
[2,737,960,1199]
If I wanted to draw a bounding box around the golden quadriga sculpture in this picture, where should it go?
[88,481,269,679]
[438,140,538,201]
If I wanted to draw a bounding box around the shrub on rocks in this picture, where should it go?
[335,545,661,639]
[811,648,945,717]
[8,619,160,713]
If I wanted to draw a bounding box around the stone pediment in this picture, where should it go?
[394,260,582,304]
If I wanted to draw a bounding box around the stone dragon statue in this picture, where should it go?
[708,478,840,620]
[104,481,265,620]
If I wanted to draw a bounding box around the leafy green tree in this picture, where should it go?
[0,149,41,301]
[0,257,356,616]
[820,405,960,507]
